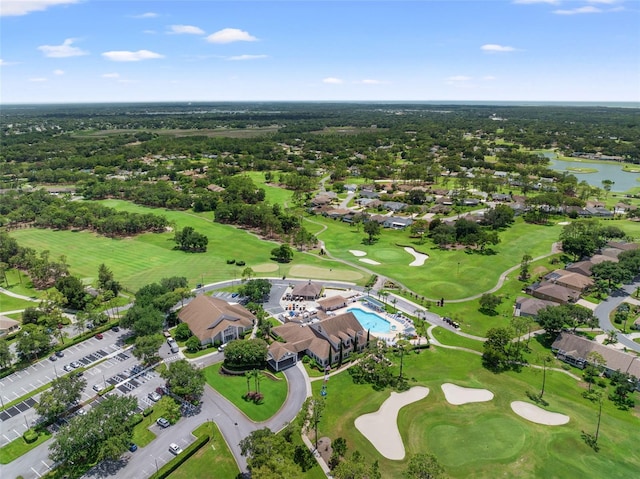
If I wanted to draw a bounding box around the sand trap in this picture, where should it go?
[441,383,494,405]
[404,247,429,267]
[510,401,569,426]
[252,263,279,273]
[349,250,367,257]
[360,258,381,265]
[355,386,429,460]
[557,221,571,225]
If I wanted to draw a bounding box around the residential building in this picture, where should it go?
[177,296,255,346]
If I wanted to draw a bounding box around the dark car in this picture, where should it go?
[128,443,138,452]
[55,350,64,358]
[49,355,58,362]
[156,417,170,428]
[111,326,120,332]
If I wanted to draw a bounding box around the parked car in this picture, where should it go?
[70,361,81,368]
[63,364,73,372]
[166,337,175,345]
[156,417,170,428]
[49,355,58,362]
[55,350,64,357]
[218,343,227,352]
[95,333,104,340]
[128,443,138,452]
[148,391,161,402]
[93,384,104,392]
[169,443,183,455]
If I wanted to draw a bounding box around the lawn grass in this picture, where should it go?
[0,292,35,313]
[0,269,43,299]
[203,363,288,422]
[8,200,364,292]
[308,346,640,479]
[130,404,182,447]
[0,429,52,464]
[167,422,239,479]
[430,327,484,353]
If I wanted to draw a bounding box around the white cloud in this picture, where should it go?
[102,50,164,62]
[587,0,619,4]
[481,44,516,53]
[323,77,344,84]
[512,0,560,4]
[168,25,204,35]
[53,69,64,75]
[553,6,602,14]
[447,75,472,82]
[38,38,88,58]
[358,79,386,85]
[143,30,157,35]
[227,54,268,61]
[101,73,120,78]
[132,12,158,19]
[0,58,15,66]
[29,77,47,82]
[1,0,79,17]
[482,75,497,81]
[206,28,257,44]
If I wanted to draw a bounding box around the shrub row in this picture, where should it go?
[148,434,210,479]
[365,274,378,289]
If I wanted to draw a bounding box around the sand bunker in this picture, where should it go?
[510,401,570,426]
[557,221,571,225]
[355,387,429,460]
[404,247,429,267]
[360,258,381,265]
[349,250,367,257]
[441,383,494,405]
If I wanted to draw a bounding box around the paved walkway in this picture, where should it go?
[0,287,39,302]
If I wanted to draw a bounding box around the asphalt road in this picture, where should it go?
[594,280,640,353]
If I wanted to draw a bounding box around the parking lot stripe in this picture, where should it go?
[31,466,42,478]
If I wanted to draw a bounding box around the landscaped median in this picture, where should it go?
[0,428,51,464]
[203,363,287,422]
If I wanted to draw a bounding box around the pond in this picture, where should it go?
[544,152,640,192]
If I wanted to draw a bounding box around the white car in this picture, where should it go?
[93,384,104,392]
[169,443,183,455]
[148,391,161,402]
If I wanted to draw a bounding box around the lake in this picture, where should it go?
[545,152,640,192]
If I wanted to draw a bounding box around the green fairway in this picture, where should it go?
[309,346,640,479]
[8,200,364,291]
[203,364,288,422]
[310,216,564,300]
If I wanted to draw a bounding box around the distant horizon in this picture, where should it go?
[2,1,638,104]
[2,100,639,108]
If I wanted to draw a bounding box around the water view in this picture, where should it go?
[347,307,391,334]
[544,152,640,192]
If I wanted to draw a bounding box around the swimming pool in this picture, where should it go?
[347,307,391,334]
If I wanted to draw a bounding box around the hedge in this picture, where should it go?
[148,434,210,479]
[142,406,154,417]
[23,429,38,444]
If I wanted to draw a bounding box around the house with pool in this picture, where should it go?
[268,312,368,371]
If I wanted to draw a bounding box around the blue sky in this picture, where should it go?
[1,0,639,103]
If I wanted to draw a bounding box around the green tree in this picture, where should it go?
[49,395,138,466]
[174,226,209,252]
[223,338,268,369]
[238,278,272,303]
[132,334,163,363]
[55,275,89,311]
[174,322,193,341]
[519,253,533,280]
[404,453,445,479]
[121,304,164,336]
[239,427,297,474]
[478,293,502,315]
[482,327,513,372]
[333,450,379,479]
[271,244,294,263]
[186,335,201,352]
[16,324,51,360]
[364,220,381,244]
[591,261,633,290]
[35,374,87,424]
[97,263,121,296]
[0,338,12,368]
[161,359,205,402]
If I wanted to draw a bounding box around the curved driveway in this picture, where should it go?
[594,280,640,353]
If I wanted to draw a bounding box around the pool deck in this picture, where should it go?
[275,286,412,344]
